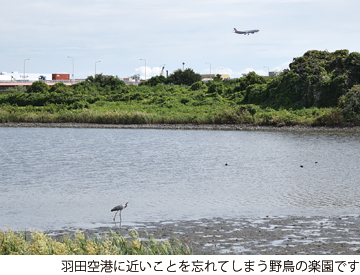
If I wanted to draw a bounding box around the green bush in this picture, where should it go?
[339,85,360,121]
[49,82,70,93]
[207,82,224,97]
[244,84,267,105]
[27,81,50,94]
[139,75,167,87]
[166,68,202,86]
[86,74,126,90]
[190,81,207,91]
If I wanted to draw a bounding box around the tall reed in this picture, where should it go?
[0,229,191,255]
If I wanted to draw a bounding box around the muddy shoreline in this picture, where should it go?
[44,215,360,255]
[1,122,360,132]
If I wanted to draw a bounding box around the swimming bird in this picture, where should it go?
[111,201,129,227]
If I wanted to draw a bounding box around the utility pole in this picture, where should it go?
[23,58,30,81]
[68,56,74,83]
[140,59,146,80]
[206,62,211,79]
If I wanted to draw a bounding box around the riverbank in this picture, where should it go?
[44,215,360,255]
[1,122,360,132]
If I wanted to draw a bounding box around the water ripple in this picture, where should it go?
[0,128,359,230]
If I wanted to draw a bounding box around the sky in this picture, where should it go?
[1,0,359,80]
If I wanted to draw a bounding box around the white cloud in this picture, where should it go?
[271,62,290,73]
[134,66,165,80]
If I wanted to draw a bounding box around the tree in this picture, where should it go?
[139,75,166,87]
[166,68,202,86]
[86,74,125,90]
[27,81,50,94]
[49,82,70,93]
[266,49,360,109]
[339,85,360,120]
[238,72,267,91]
[213,74,223,82]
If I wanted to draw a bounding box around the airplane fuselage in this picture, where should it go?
[234,28,259,35]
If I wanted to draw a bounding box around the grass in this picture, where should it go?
[0,229,191,255]
[0,102,351,127]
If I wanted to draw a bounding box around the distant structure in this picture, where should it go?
[0,72,73,92]
[0,72,73,82]
[269,71,281,78]
[52,73,70,81]
[0,71,52,82]
[160,65,165,76]
[120,74,141,85]
[201,74,230,82]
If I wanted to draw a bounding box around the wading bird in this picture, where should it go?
[111,201,129,227]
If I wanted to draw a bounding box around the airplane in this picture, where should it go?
[234,28,259,35]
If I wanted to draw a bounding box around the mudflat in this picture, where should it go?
[45,215,360,255]
[1,122,360,132]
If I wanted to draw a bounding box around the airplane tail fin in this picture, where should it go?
[233,28,237,31]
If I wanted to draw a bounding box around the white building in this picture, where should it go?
[0,71,53,82]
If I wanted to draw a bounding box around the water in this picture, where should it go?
[0,127,359,231]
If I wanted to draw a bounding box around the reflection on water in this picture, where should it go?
[0,127,359,230]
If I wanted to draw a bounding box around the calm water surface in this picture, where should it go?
[0,127,359,231]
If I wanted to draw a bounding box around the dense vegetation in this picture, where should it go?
[0,229,190,255]
[139,68,202,86]
[1,49,360,126]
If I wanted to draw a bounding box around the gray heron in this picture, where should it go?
[111,202,129,226]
